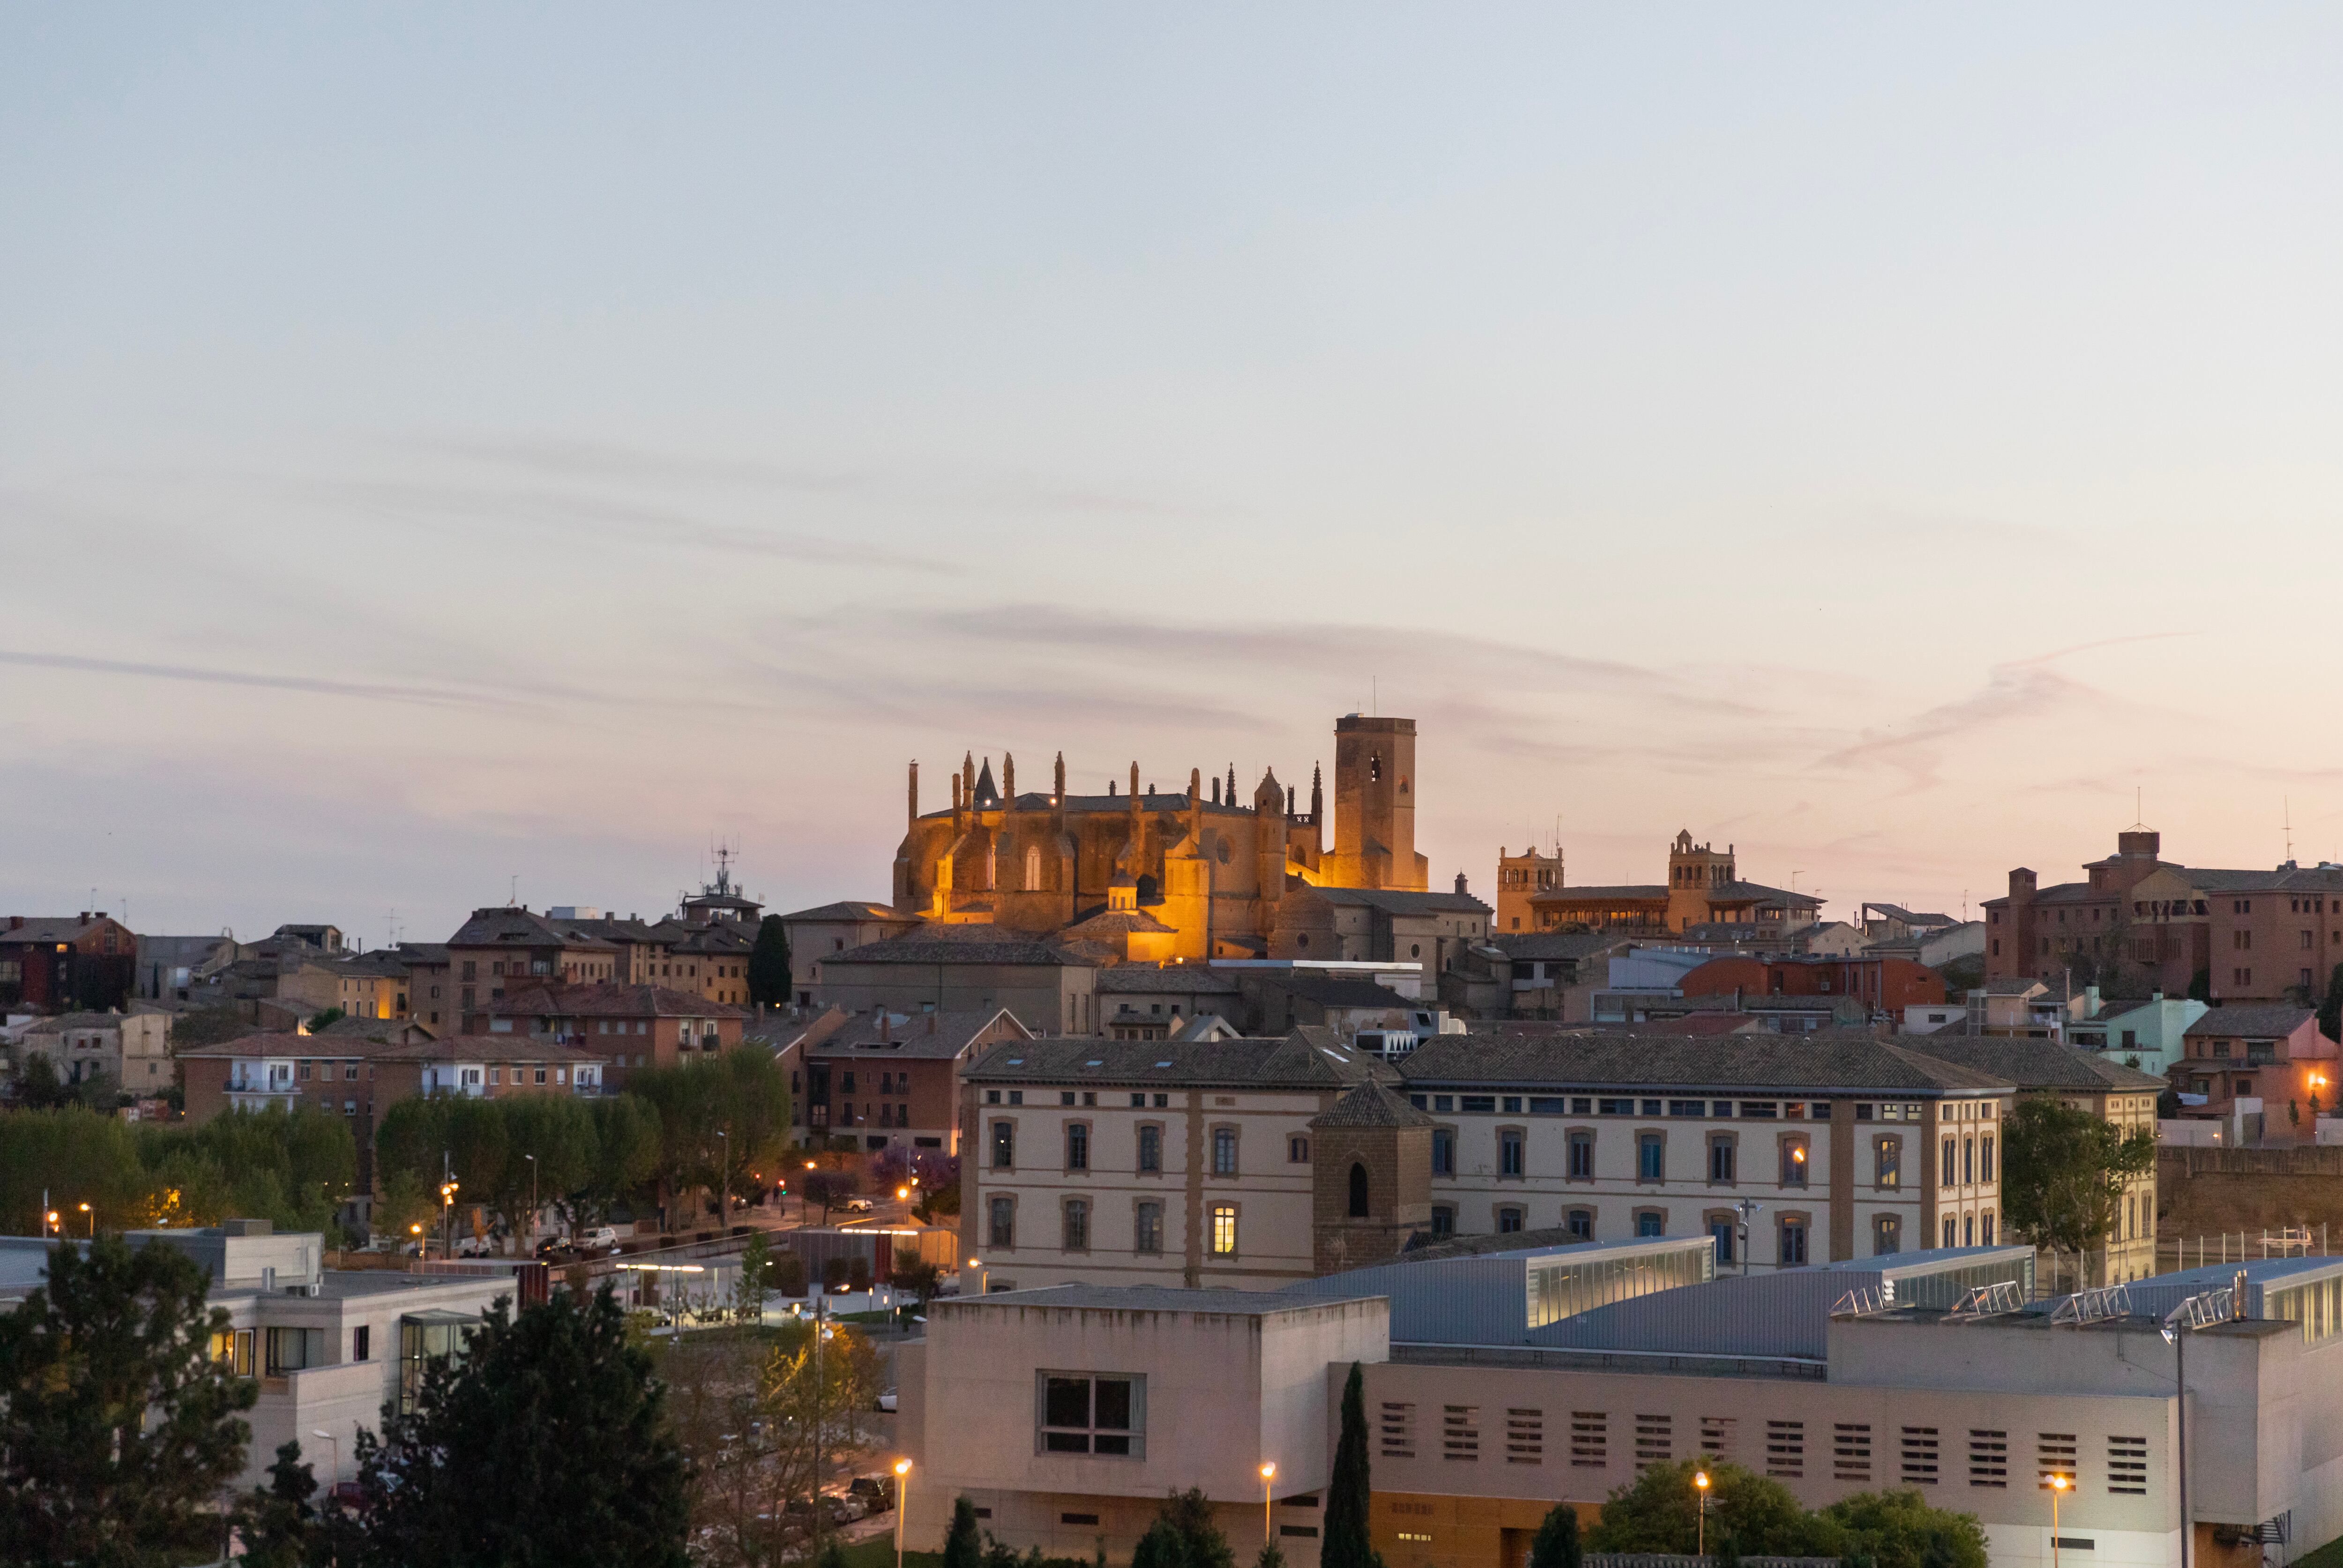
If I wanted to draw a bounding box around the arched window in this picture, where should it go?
[1348,1162,1370,1218]
[1025,845,1041,891]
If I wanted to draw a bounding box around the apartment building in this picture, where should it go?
[179,1029,608,1123]
[13,1007,170,1091]
[1899,1036,2166,1283]
[479,982,746,1091]
[1986,826,2343,1004]
[2174,1004,2342,1139]
[783,1005,1030,1153]
[442,907,622,1032]
[0,911,137,1011]
[1395,1032,2014,1267]
[0,1221,511,1488]
[957,1030,1393,1292]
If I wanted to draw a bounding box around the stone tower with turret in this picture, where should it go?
[1309,1082,1433,1275]
[1324,714,1427,892]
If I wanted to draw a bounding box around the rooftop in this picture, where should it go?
[941,1284,1379,1317]
[802,1007,1029,1060]
[1895,1035,2168,1092]
[2185,1004,2323,1040]
[965,1028,1392,1089]
[488,982,746,1019]
[1402,1029,2013,1093]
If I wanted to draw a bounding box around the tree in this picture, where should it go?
[1322,1362,1380,1568]
[945,1497,986,1568]
[735,1229,774,1323]
[891,1257,943,1311]
[803,1169,855,1225]
[1528,1503,1583,1568]
[9,1051,78,1109]
[2188,967,2213,1003]
[0,1235,259,1564]
[354,1284,688,1568]
[308,1006,348,1032]
[2320,963,2343,1045]
[1159,1487,1236,1568]
[1820,1490,1988,1568]
[2001,1093,2157,1255]
[1589,1460,1836,1557]
[748,914,794,1008]
[377,1169,438,1245]
[236,1439,326,1568]
[578,1093,662,1232]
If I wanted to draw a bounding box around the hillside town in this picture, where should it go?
[8,711,2343,1568]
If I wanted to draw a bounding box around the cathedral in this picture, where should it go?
[890,713,1433,959]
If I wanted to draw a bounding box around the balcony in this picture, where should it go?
[224,1085,302,1112]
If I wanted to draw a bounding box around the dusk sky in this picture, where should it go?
[8,7,2343,941]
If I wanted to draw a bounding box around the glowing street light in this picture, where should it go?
[2047,1473,2071,1568]
[78,1201,94,1239]
[1694,1470,1712,1556]
[1260,1462,1277,1543]
[966,1257,988,1295]
[894,1459,913,1568]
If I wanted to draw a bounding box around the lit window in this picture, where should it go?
[1210,1204,1238,1256]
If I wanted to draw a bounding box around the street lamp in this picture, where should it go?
[1260,1462,1277,1543]
[78,1201,94,1239]
[1694,1470,1711,1557]
[2046,1472,2071,1568]
[966,1258,988,1295]
[439,1178,459,1260]
[311,1427,340,1486]
[894,1459,913,1568]
[1733,1197,1764,1276]
[44,1210,60,1238]
[2162,1314,2196,1568]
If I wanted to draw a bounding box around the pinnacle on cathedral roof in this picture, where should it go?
[972,757,999,806]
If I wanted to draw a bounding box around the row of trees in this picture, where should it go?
[0,1103,356,1238]
[372,1044,793,1246]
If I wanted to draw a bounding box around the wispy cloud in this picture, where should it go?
[0,649,512,709]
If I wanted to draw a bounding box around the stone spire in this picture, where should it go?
[1053,751,1066,803]
[1003,752,1016,801]
[908,760,919,827]
[1227,764,1237,803]
[1310,762,1324,822]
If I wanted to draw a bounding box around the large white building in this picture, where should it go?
[903,1240,2337,1568]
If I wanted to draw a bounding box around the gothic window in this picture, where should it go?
[1349,1162,1370,1218]
[1025,846,1041,890]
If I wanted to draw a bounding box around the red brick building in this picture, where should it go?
[0,912,137,1011]
[1983,828,2343,1004]
[779,1006,1029,1153]
[1677,953,1945,1014]
[482,982,748,1091]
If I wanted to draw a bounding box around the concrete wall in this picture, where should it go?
[2158,1144,2343,1241]
[906,1295,1389,1563]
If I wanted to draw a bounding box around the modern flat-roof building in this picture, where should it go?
[904,1247,2340,1568]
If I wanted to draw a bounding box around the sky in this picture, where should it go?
[7,6,2343,943]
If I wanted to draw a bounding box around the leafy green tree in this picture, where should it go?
[2188,967,2213,1003]
[1323,1362,1381,1568]
[943,1494,986,1568]
[488,1093,597,1249]
[735,1229,774,1323]
[1528,1502,1583,1568]
[236,1439,327,1568]
[0,1235,259,1564]
[1131,1517,1186,1568]
[747,914,793,1008]
[803,1169,855,1225]
[577,1093,663,1231]
[1256,1545,1287,1568]
[377,1168,438,1245]
[1160,1488,1237,1568]
[307,1006,348,1032]
[354,1285,687,1567]
[2001,1093,2157,1254]
[2320,963,2343,1048]
[1821,1490,1988,1568]
[1589,1460,1836,1557]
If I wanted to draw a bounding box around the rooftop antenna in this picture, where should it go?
[2286,797,2295,864]
[509,874,518,906]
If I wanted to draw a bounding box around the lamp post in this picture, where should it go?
[311,1427,340,1486]
[439,1178,459,1260]
[717,1130,729,1229]
[1732,1198,1764,1276]
[2163,1314,2195,1568]
[1260,1462,1277,1544]
[966,1257,988,1296]
[894,1458,913,1568]
[78,1201,94,1239]
[1694,1469,1711,1557]
[2047,1472,2070,1568]
[805,1159,817,1226]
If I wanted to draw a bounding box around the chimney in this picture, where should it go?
[79,911,90,923]
[1455,872,1470,896]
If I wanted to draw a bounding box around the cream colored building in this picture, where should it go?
[959,1031,1390,1292]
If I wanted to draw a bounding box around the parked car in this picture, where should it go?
[875,1389,898,1413]
[848,1475,896,1512]
[454,1235,495,1258]
[843,1199,874,1213]
[829,1496,867,1526]
[578,1225,620,1251]
[534,1238,575,1262]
